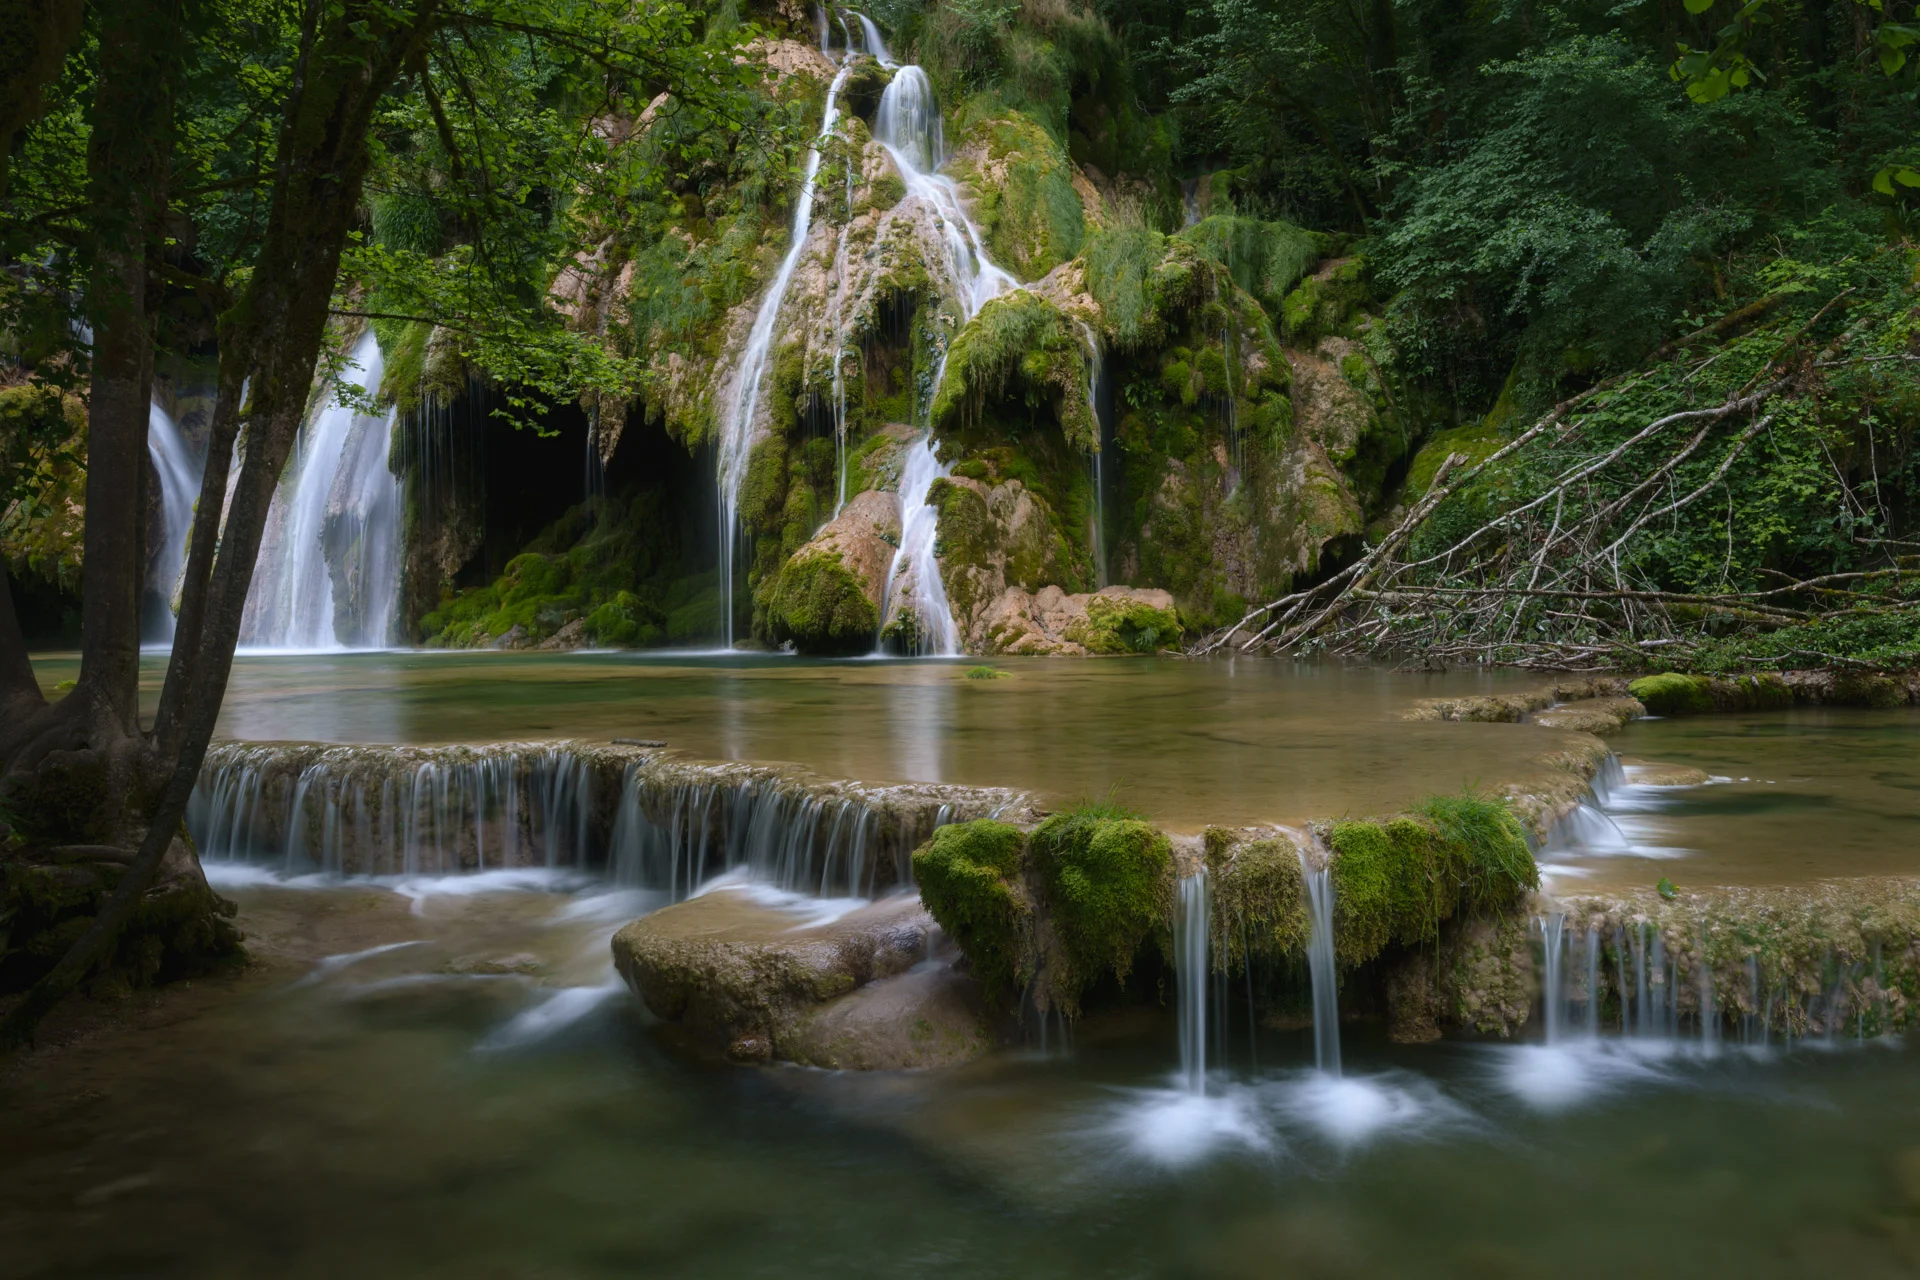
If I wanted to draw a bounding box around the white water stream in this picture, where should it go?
[714,57,858,647]
[1302,849,1342,1075]
[1175,869,1211,1094]
[145,400,203,643]
[240,328,401,650]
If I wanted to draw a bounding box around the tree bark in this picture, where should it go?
[0,562,44,723]
[72,0,181,738]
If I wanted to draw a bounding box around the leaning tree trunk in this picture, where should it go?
[1,0,443,1048]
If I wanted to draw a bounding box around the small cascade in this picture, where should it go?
[1538,913,1566,1043]
[852,11,894,66]
[240,328,401,649]
[1546,801,1632,854]
[715,56,857,647]
[870,65,1016,652]
[1175,868,1210,1094]
[188,740,1020,894]
[878,438,962,655]
[144,399,203,643]
[1301,848,1342,1075]
[813,4,829,54]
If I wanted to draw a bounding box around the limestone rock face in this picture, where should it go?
[930,474,1069,642]
[763,488,900,653]
[969,584,1180,656]
[1531,696,1645,735]
[611,888,998,1069]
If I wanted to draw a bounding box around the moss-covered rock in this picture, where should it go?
[948,110,1086,281]
[1629,673,1717,716]
[1324,792,1536,966]
[1203,828,1309,971]
[763,551,878,653]
[1063,592,1182,654]
[1029,808,1173,1010]
[912,819,1033,1000]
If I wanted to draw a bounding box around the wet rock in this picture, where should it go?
[1402,678,1632,723]
[1621,760,1713,787]
[1436,910,1536,1038]
[972,584,1181,656]
[535,618,588,651]
[1532,696,1645,735]
[611,889,999,1069]
[763,489,899,654]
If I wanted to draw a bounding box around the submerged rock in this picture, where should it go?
[1532,696,1644,735]
[611,889,998,1069]
[970,584,1181,656]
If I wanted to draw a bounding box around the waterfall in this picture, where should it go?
[878,439,962,655]
[852,12,894,66]
[813,5,829,54]
[1538,913,1566,1043]
[870,66,1016,654]
[1077,322,1110,588]
[240,328,401,649]
[188,740,1011,891]
[145,400,203,643]
[714,59,857,648]
[1175,868,1210,1094]
[1301,848,1341,1075]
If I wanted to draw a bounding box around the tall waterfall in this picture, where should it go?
[1175,868,1211,1094]
[145,400,203,643]
[714,58,857,648]
[1077,321,1110,588]
[1301,849,1342,1075]
[871,65,1016,654]
[240,328,401,650]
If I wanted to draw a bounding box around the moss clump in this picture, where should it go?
[949,111,1085,280]
[762,551,878,655]
[1326,791,1535,966]
[1203,829,1309,971]
[930,290,1093,447]
[912,820,1033,1000]
[964,665,1011,680]
[1280,257,1369,345]
[1629,673,1716,716]
[1030,804,1173,1008]
[1066,595,1183,654]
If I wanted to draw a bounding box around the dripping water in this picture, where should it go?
[1175,868,1210,1094]
[1301,847,1341,1075]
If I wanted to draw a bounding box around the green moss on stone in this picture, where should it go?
[1203,829,1309,971]
[1629,673,1716,716]
[912,820,1033,1000]
[1066,594,1182,654]
[1030,806,1173,1007]
[763,550,879,655]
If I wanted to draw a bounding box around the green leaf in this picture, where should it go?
[1683,0,1715,13]
[1656,878,1678,900]
[1897,168,1920,188]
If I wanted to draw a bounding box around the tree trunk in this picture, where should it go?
[72,0,180,739]
[0,0,85,193]
[0,562,44,724]
[2,0,442,1048]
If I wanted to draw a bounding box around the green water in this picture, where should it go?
[4,880,1918,1280]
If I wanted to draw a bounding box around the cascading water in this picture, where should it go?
[870,65,1016,653]
[714,58,857,647]
[144,400,203,643]
[1301,848,1342,1075]
[852,12,894,66]
[1077,321,1110,588]
[240,328,401,649]
[1175,868,1211,1094]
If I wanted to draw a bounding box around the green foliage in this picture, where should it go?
[912,819,1033,1001]
[931,290,1093,447]
[762,551,879,654]
[1629,673,1716,716]
[0,384,87,589]
[1029,801,1172,1009]
[964,665,1011,679]
[1325,791,1535,966]
[948,110,1085,279]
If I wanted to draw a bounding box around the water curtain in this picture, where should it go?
[145,400,203,643]
[1175,868,1210,1094]
[239,327,402,649]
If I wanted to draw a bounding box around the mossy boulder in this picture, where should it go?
[1063,592,1182,654]
[763,551,877,654]
[912,819,1032,1000]
[1629,673,1716,716]
[948,110,1085,281]
[1203,828,1309,971]
[1029,809,1173,1010]
[1324,793,1535,967]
